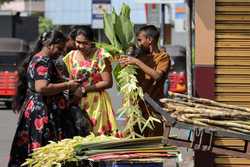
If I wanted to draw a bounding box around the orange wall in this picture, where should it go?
[195,0,215,65]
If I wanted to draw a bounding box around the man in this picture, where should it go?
[119,25,170,136]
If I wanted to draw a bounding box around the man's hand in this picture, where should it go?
[119,54,164,81]
[119,55,139,66]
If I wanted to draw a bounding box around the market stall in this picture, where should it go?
[23,134,182,167]
[144,92,250,166]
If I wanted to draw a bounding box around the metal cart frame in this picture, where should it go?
[144,94,250,159]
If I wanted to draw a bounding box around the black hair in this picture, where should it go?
[68,28,77,40]
[76,27,94,41]
[13,30,66,113]
[32,30,66,55]
[138,25,160,43]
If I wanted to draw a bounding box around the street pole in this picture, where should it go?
[166,4,172,25]
[185,0,193,96]
[28,0,32,16]
[160,3,165,46]
[98,29,102,42]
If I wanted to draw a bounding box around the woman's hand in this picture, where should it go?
[73,86,85,98]
[67,80,80,91]
[71,86,86,104]
[35,79,80,96]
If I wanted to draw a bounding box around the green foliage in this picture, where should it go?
[103,11,122,50]
[103,3,135,52]
[116,65,160,138]
[0,0,13,4]
[119,3,131,19]
[38,16,55,34]
[22,134,118,167]
[103,3,159,138]
[103,3,136,89]
[95,42,123,56]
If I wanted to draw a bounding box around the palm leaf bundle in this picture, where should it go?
[75,136,164,153]
[102,3,159,138]
[23,134,179,167]
[83,146,178,156]
[74,136,179,161]
[22,134,119,167]
[87,152,177,161]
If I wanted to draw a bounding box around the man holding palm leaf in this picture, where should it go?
[119,25,170,136]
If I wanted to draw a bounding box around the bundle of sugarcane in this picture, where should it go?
[160,92,250,134]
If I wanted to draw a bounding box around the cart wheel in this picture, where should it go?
[5,101,12,109]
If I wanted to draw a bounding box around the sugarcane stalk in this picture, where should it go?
[231,120,250,126]
[161,98,248,114]
[168,92,250,113]
[162,107,176,113]
[167,103,225,115]
[162,93,250,135]
[228,127,250,134]
[169,107,250,133]
[195,119,250,131]
[182,113,250,121]
[160,98,195,107]
[167,103,250,118]
[177,115,208,126]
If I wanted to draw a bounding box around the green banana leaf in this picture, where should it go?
[113,64,122,90]
[104,4,135,88]
[95,42,122,56]
[114,3,135,51]
[120,15,135,46]
[114,14,135,50]
[103,11,121,49]
[120,3,131,19]
[114,12,127,49]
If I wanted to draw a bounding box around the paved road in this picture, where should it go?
[0,86,122,167]
[0,104,17,167]
[0,102,194,167]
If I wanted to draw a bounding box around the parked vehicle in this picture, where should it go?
[165,45,187,95]
[0,38,29,108]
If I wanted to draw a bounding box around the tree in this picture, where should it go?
[0,0,14,4]
[39,16,55,34]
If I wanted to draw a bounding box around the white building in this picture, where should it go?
[0,0,187,45]
[0,0,44,15]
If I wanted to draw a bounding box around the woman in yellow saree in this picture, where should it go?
[63,27,119,136]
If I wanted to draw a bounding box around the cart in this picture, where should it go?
[144,93,250,166]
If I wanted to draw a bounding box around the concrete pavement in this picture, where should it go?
[0,105,17,167]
